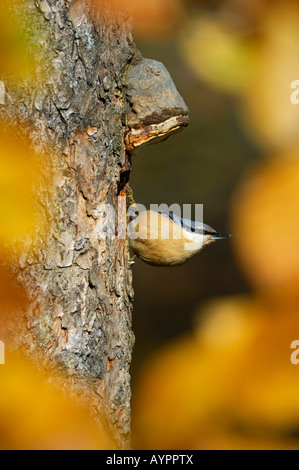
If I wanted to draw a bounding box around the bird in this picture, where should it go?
[127,207,231,266]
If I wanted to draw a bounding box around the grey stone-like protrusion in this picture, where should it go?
[124,58,189,151]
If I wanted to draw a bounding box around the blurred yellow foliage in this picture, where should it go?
[133,296,299,450]
[0,0,37,79]
[133,296,260,449]
[0,122,46,247]
[231,147,299,299]
[242,3,299,149]
[180,16,254,94]
[0,352,117,450]
[179,2,299,150]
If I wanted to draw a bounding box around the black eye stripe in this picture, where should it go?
[158,211,214,235]
[190,228,213,235]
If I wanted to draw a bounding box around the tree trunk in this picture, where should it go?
[1,0,137,449]
[0,0,188,450]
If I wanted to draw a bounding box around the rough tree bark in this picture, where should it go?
[0,0,188,449]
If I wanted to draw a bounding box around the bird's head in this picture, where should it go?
[200,224,231,247]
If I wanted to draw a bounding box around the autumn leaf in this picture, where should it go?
[0,352,117,450]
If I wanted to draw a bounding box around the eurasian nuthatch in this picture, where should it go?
[127,207,231,266]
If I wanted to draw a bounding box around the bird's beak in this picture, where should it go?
[211,232,232,239]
